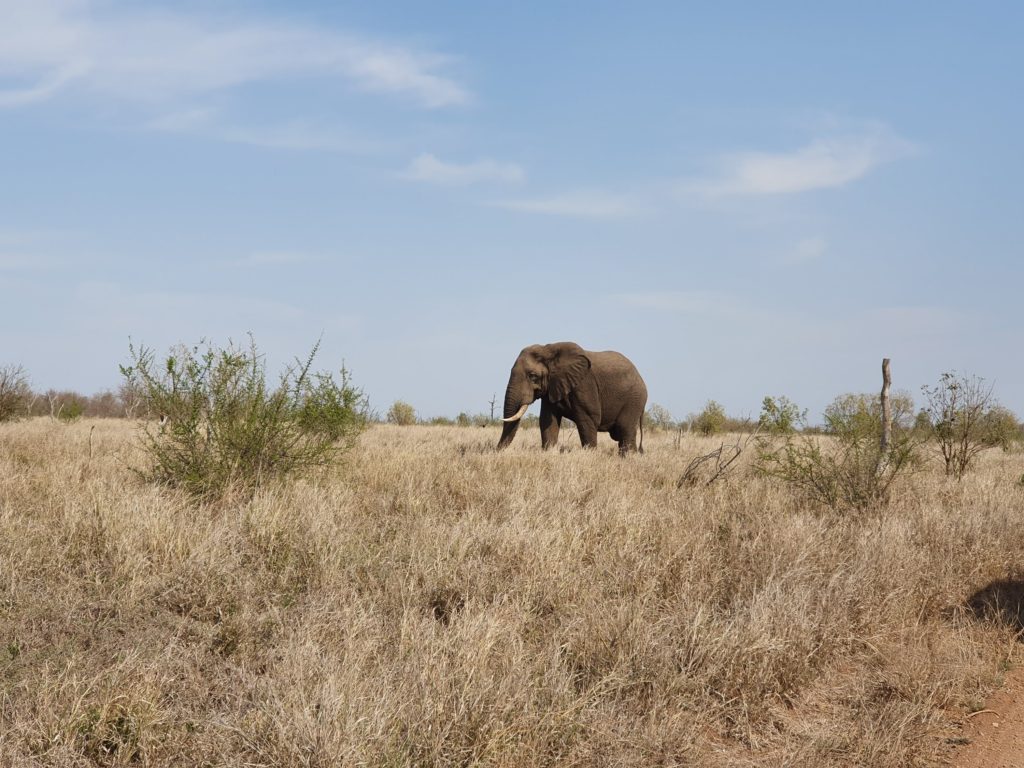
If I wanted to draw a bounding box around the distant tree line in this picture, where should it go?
[0,363,144,421]
[643,382,1023,449]
[4,360,1024,467]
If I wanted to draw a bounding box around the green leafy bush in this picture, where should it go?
[58,396,84,422]
[983,406,1022,451]
[758,395,805,435]
[693,400,727,436]
[824,391,915,435]
[121,337,368,500]
[755,394,921,513]
[387,400,417,426]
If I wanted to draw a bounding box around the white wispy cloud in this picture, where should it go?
[490,122,913,218]
[491,189,643,218]
[692,127,915,197]
[148,109,387,154]
[404,153,525,185]
[0,0,468,109]
[0,61,89,107]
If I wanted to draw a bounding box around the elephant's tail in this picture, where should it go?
[638,413,644,455]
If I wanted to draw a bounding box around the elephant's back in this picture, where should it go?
[589,350,647,394]
[590,349,641,373]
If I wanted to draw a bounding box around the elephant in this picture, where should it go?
[497,341,647,455]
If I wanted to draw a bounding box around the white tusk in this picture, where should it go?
[501,403,530,422]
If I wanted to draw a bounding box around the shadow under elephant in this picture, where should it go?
[966,578,1024,636]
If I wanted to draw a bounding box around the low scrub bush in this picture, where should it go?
[824,390,915,434]
[0,363,31,421]
[58,396,84,422]
[121,337,368,500]
[756,392,921,513]
[984,406,1023,450]
[693,400,727,436]
[454,412,499,427]
[387,400,417,426]
[646,403,676,431]
[922,372,1018,478]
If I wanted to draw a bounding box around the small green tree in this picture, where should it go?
[758,395,805,435]
[693,400,727,436]
[58,396,84,422]
[121,337,367,501]
[387,400,417,426]
[921,372,1012,478]
[0,364,31,422]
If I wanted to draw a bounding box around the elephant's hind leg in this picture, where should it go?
[615,422,640,456]
[609,425,630,457]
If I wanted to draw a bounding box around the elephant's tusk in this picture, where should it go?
[502,403,530,422]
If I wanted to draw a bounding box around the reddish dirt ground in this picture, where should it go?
[950,667,1024,768]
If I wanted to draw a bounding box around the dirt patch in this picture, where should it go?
[950,666,1024,768]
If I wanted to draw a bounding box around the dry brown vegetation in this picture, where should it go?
[2,419,1023,766]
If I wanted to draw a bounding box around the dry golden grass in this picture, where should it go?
[2,418,1023,766]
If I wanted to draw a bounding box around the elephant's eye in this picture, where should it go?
[528,372,540,382]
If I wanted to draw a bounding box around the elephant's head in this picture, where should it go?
[496,342,591,449]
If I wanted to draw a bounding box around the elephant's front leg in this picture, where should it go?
[539,400,561,449]
[574,416,599,449]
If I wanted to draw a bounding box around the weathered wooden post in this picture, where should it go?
[880,358,892,457]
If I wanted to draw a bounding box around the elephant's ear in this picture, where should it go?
[545,342,591,403]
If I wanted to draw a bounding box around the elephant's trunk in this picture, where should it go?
[497,380,528,450]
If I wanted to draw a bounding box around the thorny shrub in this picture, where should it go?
[121,337,368,500]
[755,392,922,513]
[922,372,1019,479]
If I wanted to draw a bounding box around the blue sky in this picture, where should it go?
[2,1,1022,421]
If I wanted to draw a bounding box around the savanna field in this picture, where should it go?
[2,419,1023,766]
